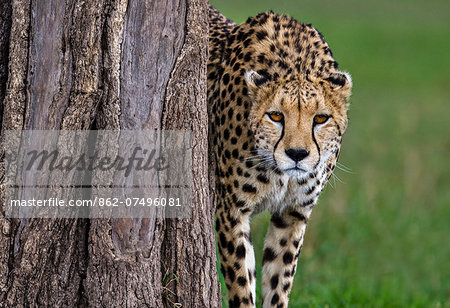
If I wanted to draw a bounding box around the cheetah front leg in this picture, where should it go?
[216,205,256,308]
[262,208,310,308]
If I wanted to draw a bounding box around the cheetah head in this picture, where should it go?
[245,70,352,178]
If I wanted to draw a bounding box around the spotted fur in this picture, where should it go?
[208,6,352,308]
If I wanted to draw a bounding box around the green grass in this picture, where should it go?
[211,0,450,306]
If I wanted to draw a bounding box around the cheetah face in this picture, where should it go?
[245,70,352,178]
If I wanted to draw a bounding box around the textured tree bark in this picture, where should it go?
[0,0,220,307]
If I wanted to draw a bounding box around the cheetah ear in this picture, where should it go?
[245,70,270,91]
[324,72,352,91]
[324,72,352,99]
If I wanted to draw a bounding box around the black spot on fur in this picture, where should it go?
[257,173,269,183]
[235,126,242,136]
[237,167,243,176]
[219,232,227,248]
[257,53,266,63]
[237,276,247,286]
[244,52,252,62]
[305,185,315,195]
[230,295,240,308]
[236,200,246,207]
[254,74,269,86]
[256,30,268,40]
[223,73,230,85]
[289,211,306,221]
[215,217,221,231]
[241,208,251,214]
[263,247,277,263]
[242,184,257,193]
[271,214,288,228]
[229,216,238,228]
[291,265,296,277]
[227,108,234,120]
[236,244,246,259]
[283,252,294,264]
[227,241,235,255]
[227,266,236,282]
[270,274,279,289]
[271,293,280,305]
[228,166,234,176]
[297,178,307,185]
[301,199,314,207]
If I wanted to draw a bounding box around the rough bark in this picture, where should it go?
[0,0,11,128]
[0,0,220,307]
[161,0,219,306]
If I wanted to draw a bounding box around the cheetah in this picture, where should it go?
[208,6,352,308]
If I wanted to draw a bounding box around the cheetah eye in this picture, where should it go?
[313,114,330,125]
[267,112,284,123]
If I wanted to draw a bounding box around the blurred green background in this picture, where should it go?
[210,0,450,306]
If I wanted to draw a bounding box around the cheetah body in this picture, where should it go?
[208,7,352,308]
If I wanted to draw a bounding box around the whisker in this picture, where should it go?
[331,171,344,184]
[241,154,266,161]
[265,166,278,178]
[327,177,335,189]
[251,159,275,169]
[336,162,354,173]
[335,164,354,174]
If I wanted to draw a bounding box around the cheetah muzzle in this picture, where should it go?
[208,6,352,308]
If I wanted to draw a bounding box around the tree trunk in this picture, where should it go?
[0,0,220,307]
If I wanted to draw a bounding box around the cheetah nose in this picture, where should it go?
[285,148,309,162]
